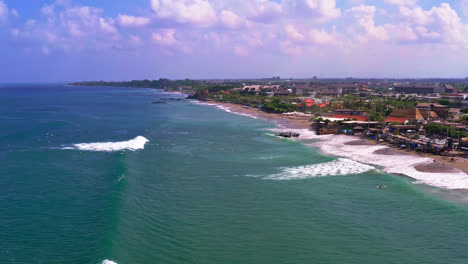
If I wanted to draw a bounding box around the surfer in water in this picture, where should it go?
[376,185,386,189]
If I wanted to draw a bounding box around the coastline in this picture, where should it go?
[194,99,468,190]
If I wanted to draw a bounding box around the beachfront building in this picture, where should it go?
[385,108,426,123]
[330,109,370,121]
[242,85,261,94]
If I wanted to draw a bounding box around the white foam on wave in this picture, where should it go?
[64,136,149,152]
[191,101,258,119]
[101,260,118,264]
[264,158,375,180]
[311,134,468,190]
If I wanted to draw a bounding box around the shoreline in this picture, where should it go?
[201,100,314,129]
[194,99,468,189]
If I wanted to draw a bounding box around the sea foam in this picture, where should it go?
[265,158,375,180]
[64,136,149,152]
[309,133,468,190]
[101,260,118,264]
[191,101,258,118]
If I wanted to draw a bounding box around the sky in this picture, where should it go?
[1,0,468,82]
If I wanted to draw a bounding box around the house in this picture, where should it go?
[293,84,312,95]
[449,108,462,120]
[385,108,426,123]
[303,99,315,107]
[443,84,458,94]
[316,90,340,97]
[261,85,281,92]
[273,91,291,96]
[393,84,444,94]
[331,109,369,121]
[242,85,261,94]
[332,83,359,94]
[333,109,368,116]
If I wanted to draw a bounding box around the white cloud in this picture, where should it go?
[152,29,178,46]
[347,5,388,42]
[285,24,305,41]
[100,17,117,33]
[220,10,247,29]
[284,0,341,22]
[0,0,8,24]
[399,6,433,25]
[415,26,440,39]
[41,5,55,16]
[245,0,283,22]
[309,28,337,44]
[117,14,151,27]
[280,41,302,55]
[398,3,468,45]
[129,35,143,47]
[151,0,217,26]
[384,0,418,6]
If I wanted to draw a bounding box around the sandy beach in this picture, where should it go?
[204,100,468,178]
[205,101,314,129]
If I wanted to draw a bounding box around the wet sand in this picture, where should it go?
[414,162,460,173]
[344,140,375,146]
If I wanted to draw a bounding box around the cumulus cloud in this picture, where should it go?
[384,0,418,6]
[347,5,388,42]
[398,3,468,45]
[309,28,338,44]
[41,5,55,16]
[6,0,468,65]
[285,24,305,42]
[220,10,248,29]
[100,17,117,33]
[151,0,217,26]
[117,14,151,27]
[284,0,341,22]
[152,28,178,46]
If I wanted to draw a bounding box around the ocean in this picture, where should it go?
[2,84,468,264]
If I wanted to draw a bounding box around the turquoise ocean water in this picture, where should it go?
[2,84,468,264]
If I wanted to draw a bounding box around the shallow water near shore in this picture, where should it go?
[2,84,468,263]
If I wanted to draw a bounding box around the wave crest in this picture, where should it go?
[64,136,149,152]
[264,158,375,180]
[101,260,118,264]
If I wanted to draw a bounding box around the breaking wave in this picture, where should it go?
[264,158,375,180]
[191,101,258,119]
[63,136,149,152]
[101,260,118,264]
[313,134,468,190]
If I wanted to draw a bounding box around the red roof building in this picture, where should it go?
[303,99,315,107]
[332,114,369,121]
[385,117,408,123]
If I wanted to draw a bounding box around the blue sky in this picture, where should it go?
[1,0,468,82]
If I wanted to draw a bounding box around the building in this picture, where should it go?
[443,84,457,94]
[242,85,261,94]
[393,84,444,94]
[385,108,426,123]
[331,109,369,121]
